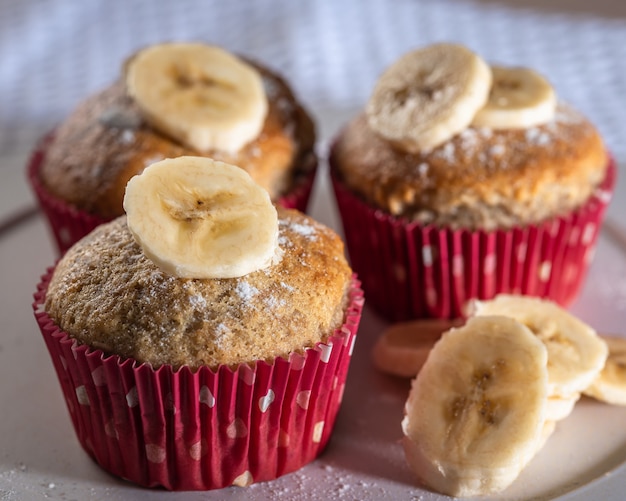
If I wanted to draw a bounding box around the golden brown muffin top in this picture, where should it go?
[45,208,352,371]
[40,61,316,218]
[331,103,607,230]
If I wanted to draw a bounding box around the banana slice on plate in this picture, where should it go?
[126,43,268,153]
[123,156,280,279]
[372,318,463,378]
[546,393,580,422]
[584,335,626,405]
[468,295,608,397]
[366,43,492,152]
[402,315,549,497]
[471,66,557,129]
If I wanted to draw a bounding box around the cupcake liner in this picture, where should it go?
[26,133,318,255]
[33,269,363,491]
[331,157,616,321]
[26,133,108,254]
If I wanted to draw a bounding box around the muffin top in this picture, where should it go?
[45,208,352,370]
[331,105,606,230]
[40,54,315,218]
[331,43,608,231]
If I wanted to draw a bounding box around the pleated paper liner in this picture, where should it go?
[27,133,319,255]
[33,269,363,491]
[331,157,616,322]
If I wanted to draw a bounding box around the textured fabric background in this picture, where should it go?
[1,0,625,159]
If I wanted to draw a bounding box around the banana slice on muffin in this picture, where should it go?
[124,156,280,279]
[471,66,557,129]
[366,43,492,152]
[126,43,268,154]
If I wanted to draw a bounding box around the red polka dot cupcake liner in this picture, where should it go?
[26,132,319,255]
[330,158,616,322]
[33,269,363,491]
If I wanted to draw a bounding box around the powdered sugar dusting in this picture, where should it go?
[289,221,318,240]
[236,281,259,302]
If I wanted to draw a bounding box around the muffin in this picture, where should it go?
[33,158,363,490]
[28,42,317,254]
[330,43,615,321]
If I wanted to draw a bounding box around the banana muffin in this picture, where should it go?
[28,42,317,253]
[44,209,353,370]
[330,43,615,321]
[34,158,363,490]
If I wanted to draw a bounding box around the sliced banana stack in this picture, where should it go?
[471,66,557,129]
[402,316,549,497]
[123,156,280,279]
[584,335,626,405]
[366,43,492,152]
[468,295,608,402]
[126,43,268,153]
[372,318,463,378]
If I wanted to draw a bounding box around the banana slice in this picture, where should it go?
[402,315,549,497]
[372,318,463,378]
[123,156,280,279]
[471,66,556,129]
[546,393,580,422]
[468,295,608,397]
[126,43,268,153]
[584,335,626,405]
[366,43,492,152]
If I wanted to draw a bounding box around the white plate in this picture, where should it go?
[1,164,626,501]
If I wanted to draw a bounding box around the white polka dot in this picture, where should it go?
[312,421,325,443]
[319,343,333,363]
[452,255,464,277]
[296,390,311,410]
[484,254,496,275]
[126,387,139,408]
[105,420,118,439]
[393,264,406,283]
[75,386,89,406]
[594,188,612,204]
[65,396,75,414]
[164,392,176,414]
[199,386,215,408]
[278,429,290,447]
[227,418,248,439]
[569,227,581,246]
[59,227,71,245]
[289,354,306,371]
[422,246,433,267]
[188,439,208,461]
[145,444,166,463]
[259,390,275,413]
[348,334,356,356]
[337,383,346,403]
[539,261,552,282]
[238,366,256,385]
[517,243,528,261]
[564,264,577,283]
[34,302,45,314]
[426,288,437,307]
[91,366,106,386]
[232,471,253,487]
[582,223,596,245]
